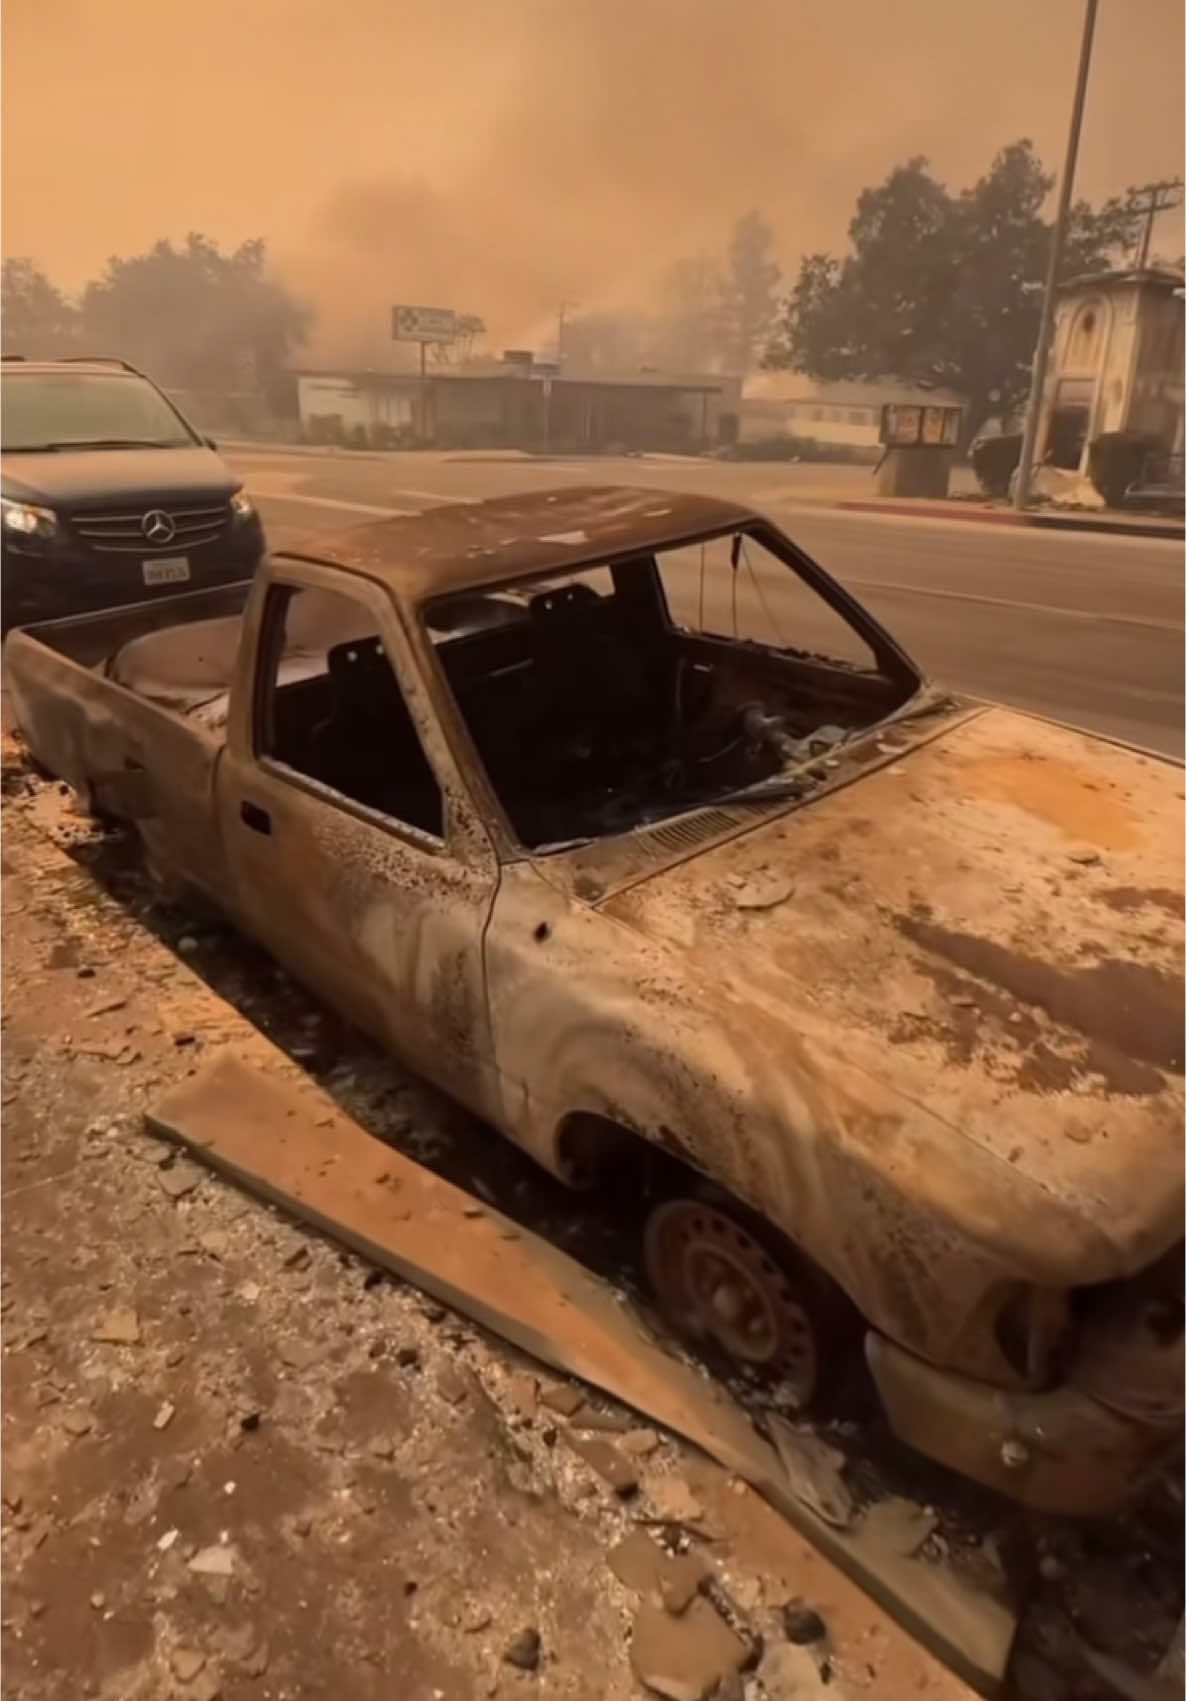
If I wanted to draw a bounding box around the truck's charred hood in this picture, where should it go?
[601,705,1185,1271]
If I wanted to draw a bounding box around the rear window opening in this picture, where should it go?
[423,527,919,850]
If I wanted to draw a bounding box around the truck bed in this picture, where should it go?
[6,580,255,672]
[3,583,251,905]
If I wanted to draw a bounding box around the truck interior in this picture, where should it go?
[88,528,919,851]
[421,529,919,849]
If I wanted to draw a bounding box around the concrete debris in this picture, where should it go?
[188,1544,235,1577]
[539,1384,585,1417]
[170,1647,207,1682]
[435,1364,470,1405]
[503,1628,541,1671]
[629,1596,747,1701]
[503,1371,538,1421]
[278,1339,322,1371]
[758,1640,838,1699]
[568,1433,639,1497]
[157,1162,201,1201]
[157,1528,179,1552]
[621,1428,662,1458]
[573,1404,633,1433]
[153,1401,176,1431]
[91,1305,141,1345]
[856,1495,938,1558]
[608,1529,708,1615]
[766,1418,853,1529]
[60,1409,94,1437]
[642,1474,705,1528]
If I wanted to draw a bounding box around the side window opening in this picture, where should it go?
[256,584,443,840]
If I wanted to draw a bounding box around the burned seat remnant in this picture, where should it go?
[4,484,1182,1520]
[423,529,915,849]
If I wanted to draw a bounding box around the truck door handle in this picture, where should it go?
[240,800,272,835]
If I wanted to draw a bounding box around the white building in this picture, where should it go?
[1038,266,1185,471]
[738,375,964,454]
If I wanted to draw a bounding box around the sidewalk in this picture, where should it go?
[834,496,1184,541]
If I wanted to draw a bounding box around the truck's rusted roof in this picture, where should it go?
[279,485,758,602]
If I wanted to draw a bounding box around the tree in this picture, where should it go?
[2,259,78,354]
[764,141,1141,440]
[720,212,780,373]
[654,256,727,372]
[79,234,311,393]
[559,310,656,373]
[429,313,487,367]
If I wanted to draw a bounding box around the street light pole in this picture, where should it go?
[1013,0,1099,511]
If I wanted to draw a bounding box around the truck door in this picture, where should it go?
[216,563,504,1125]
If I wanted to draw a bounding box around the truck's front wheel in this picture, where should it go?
[643,1196,823,1408]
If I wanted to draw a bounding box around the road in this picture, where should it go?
[229,448,1185,756]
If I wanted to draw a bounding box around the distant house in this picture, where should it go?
[1037,266,1185,471]
[738,375,964,454]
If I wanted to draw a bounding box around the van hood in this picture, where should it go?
[1,445,236,509]
[600,704,1185,1272]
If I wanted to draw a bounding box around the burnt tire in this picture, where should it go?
[642,1191,852,1411]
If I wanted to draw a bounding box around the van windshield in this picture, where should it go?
[1,371,197,452]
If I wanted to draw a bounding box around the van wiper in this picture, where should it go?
[43,438,176,450]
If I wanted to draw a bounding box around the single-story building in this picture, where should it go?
[738,376,965,453]
[293,362,743,453]
[1036,266,1185,471]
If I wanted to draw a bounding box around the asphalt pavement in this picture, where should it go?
[228,448,1185,757]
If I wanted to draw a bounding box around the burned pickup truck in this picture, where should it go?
[5,486,1182,1515]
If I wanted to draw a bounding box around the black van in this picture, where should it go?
[1,357,265,633]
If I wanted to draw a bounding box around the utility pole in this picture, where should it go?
[1013,0,1099,511]
[556,300,577,370]
[1126,178,1184,269]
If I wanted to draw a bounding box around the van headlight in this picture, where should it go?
[2,497,59,541]
[229,490,255,523]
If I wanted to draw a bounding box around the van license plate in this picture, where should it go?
[143,558,190,586]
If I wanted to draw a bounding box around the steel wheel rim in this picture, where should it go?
[644,1198,818,1402]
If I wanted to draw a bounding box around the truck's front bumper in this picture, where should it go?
[866,1332,1182,1516]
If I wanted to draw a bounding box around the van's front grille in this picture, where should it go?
[71,501,230,553]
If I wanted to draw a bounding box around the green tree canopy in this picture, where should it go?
[2,259,79,354]
[79,234,311,392]
[765,141,1140,438]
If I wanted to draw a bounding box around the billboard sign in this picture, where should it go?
[392,305,457,343]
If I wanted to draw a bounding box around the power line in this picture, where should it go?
[1125,178,1184,269]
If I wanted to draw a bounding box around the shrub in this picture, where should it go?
[1087,431,1160,509]
[970,432,1022,497]
[721,434,878,464]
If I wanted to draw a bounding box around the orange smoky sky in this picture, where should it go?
[3,0,1183,362]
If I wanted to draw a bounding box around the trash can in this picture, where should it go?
[875,403,964,498]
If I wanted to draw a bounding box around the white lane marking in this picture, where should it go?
[391,488,479,505]
[842,574,1183,632]
[253,489,413,518]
